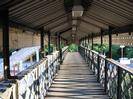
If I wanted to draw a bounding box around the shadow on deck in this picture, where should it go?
[45,52,109,99]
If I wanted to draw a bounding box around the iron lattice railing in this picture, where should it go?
[0,47,68,99]
[79,46,133,99]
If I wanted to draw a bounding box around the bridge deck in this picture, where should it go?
[45,52,109,99]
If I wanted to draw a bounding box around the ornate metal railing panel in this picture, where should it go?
[0,47,68,99]
[121,69,133,99]
[92,51,98,75]
[106,60,118,99]
[106,59,133,99]
[0,80,17,99]
[79,46,133,99]
[99,55,106,88]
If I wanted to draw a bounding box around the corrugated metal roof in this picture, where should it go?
[0,0,133,41]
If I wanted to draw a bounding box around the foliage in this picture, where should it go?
[93,43,133,60]
[68,43,78,52]
[111,45,120,60]
[125,47,133,58]
[44,44,54,55]
[93,43,120,60]
[93,43,108,54]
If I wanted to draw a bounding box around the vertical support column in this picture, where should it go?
[48,31,51,54]
[78,39,81,52]
[91,33,94,50]
[1,9,11,79]
[40,28,44,58]
[83,39,85,56]
[87,36,90,62]
[117,67,122,99]
[55,33,58,51]
[57,33,62,64]
[108,27,113,58]
[104,59,107,93]
[104,27,113,93]
[60,37,63,48]
[88,35,90,48]
[101,30,103,46]
[85,37,87,61]
[97,55,100,82]
[85,37,87,47]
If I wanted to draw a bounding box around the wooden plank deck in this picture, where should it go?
[45,52,109,99]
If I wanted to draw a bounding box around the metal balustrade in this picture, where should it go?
[0,47,68,99]
[79,46,133,99]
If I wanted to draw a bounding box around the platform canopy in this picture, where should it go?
[0,0,133,42]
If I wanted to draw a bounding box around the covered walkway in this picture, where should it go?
[0,0,133,99]
[46,52,109,99]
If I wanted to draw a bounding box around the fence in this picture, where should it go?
[79,46,133,99]
[0,46,68,99]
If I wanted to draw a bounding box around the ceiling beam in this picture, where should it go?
[79,21,100,33]
[0,0,24,10]
[48,20,70,30]
[82,16,109,30]
[51,22,71,33]
[35,12,69,29]
[9,20,38,32]
[94,1,133,21]
[60,27,72,35]
[85,12,118,27]
[112,24,133,34]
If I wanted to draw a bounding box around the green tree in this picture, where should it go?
[68,44,78,52]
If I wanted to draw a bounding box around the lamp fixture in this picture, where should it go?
[72,5,84,17]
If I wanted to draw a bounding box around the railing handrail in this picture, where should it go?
[16,58,47,78]
[106,58,133,74]
[81,46,133,75]
[0,48,68,99]
[79,46,133,99]
[62,46,68,53]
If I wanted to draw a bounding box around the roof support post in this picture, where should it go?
[101,30,103,46]
[0,9,11,79]
[55,33,58,51]
[100,30,103,54]
[88,35,90,48]
[91,33,94,50]
[65,39,67,46]
[57,33,62,64]
[60,37,63,47]
[108,27,113,58]
[48,31,51,55]
[40,28,44,58]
